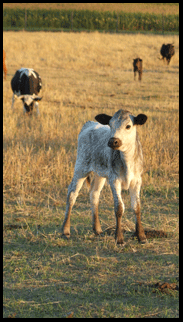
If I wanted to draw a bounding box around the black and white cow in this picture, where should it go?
[11,68,42,114]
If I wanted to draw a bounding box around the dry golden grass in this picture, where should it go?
[3,3,179,15]
[3,31,179,190]
[3,31,179,318]
[3,30,179,242]
[3,31,179,209]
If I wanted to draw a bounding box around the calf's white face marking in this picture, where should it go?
[109,113,136,151]
[19,95,34,106]
[95,110,147,152]
[19,67,37,79]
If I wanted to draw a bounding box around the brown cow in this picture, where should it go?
[133,58,142,81]
[3,50,7,80]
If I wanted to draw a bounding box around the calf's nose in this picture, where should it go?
[108,137,122,150]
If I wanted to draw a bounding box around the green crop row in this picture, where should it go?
[3,9,179,32]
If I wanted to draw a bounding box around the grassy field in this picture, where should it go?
[3,3,179,15]
[3,31,179,318]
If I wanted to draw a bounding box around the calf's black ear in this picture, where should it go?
[134,114,147,125]
[34,96,43,102]
[95,114,112,125]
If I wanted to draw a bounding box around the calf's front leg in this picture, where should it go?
[34,101,40,115]
[110,179,125,245]
[90,175,106,235]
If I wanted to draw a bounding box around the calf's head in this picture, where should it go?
[95,109,147,151]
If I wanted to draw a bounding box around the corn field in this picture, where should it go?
[3,9,179,33]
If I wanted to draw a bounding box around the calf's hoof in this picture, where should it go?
[137,234,147,244]
[139,237,147,244]
[61,225,71,240]
[136,225,147,244]
[116,238,125,245]
[115,231,124,245]
[93,228,103,236]
[61,233,70,240]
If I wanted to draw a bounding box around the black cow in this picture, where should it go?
[160,44,175,65]
[11,68,42,114]
[133,58,142,81]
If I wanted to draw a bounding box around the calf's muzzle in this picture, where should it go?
[108,137,122,150]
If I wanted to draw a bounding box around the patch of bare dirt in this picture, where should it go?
[134,280,179,296]
[152,282,179,294]
[103,226,168,239]
[3,224,27,230]
[133,229,168,239]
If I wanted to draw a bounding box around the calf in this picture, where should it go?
[11,68,42,114]
[62,109,148,244]
[3,50,7,80]
[160,44,175,65]
[133,58,142,81]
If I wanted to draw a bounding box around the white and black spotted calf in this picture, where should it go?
[62,109,148,245]
[11,68,42,114]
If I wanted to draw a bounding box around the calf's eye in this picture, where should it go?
[126,125,131,129]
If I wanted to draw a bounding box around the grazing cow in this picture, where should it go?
[133,58,142,81]
[11,68,42,114]
[62,109,148,245]
[3,50,7,80]
[160,44,175,65]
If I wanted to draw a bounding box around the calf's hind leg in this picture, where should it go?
[129,180,147,243]
[62,175,86,238]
